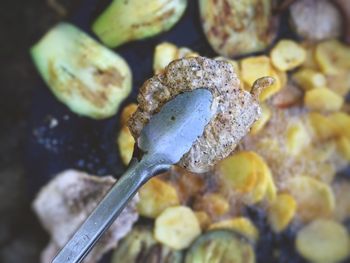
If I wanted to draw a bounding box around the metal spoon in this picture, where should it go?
[52,88,214,263]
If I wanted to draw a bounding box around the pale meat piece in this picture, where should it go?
[128,56,263,173]
[32,170,139,263]
[290,0,343,41]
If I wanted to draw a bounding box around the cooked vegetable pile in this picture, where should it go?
[30,0,350,262]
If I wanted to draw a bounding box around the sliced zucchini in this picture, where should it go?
[31,22,132,119]
[111,226,183,263]
[184,230,255,263]
[92,0,187,48]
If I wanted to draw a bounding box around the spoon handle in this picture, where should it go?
[52,156,170,263]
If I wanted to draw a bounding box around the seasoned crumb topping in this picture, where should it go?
[128,56,261,172]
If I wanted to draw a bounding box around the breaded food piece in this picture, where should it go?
[32,170,139,263]
[128,57,263,173]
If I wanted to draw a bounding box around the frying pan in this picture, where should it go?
[25,1,350,262]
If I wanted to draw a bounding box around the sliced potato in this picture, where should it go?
[117,125,135,165]
[209,217,259,242]
[315,39,350,75]
[304,88,344,112]
[120,103,138,126]
[259,67,286,101]
[250,103,271,135]
[265,171,277,203]
[193,193,230,218]
[306,112,338,140]
[194,211,211,230]
[153,42,179,74]
[154,206,201,250]
[217,152,258,193]
[270,39,306,71]
[137,177,180,218]
[292,68,327,91]
[296,219,350,263]
[177,47,198,58]
[285,121,310,156]
[329,112,350,139]
[246,152,273,204]
[286,175,335,222]
[268,193,297,233]
[336,136,350,161]
[240,56,272,90]
[184,230,255,263]
[326,71,350,96]
[301,43,319,70]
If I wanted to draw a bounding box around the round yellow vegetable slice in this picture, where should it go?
[240,56,272,89]
[268,193,297,233]
[286,176,335,222]
[296,219,350,263]
[304,88,344,112]
[217,151,258,193]
[270,39,306,71]
[315,39,350,75]
[137,177,180,218]
[154,206,201,250]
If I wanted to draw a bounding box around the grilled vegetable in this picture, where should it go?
[296,219,350,263]
[137,178,180,218]
[315,39,350,75]
[31,23,132,119]
[117,125,135,165]
[217,151,259,194]
[92,0,187,47]
[208,217,259,242]
[199,0,277,57]
[153,42,179,74]
[270,39,306,71]
[304,88,344,112]
[292,68,327,91]
[289,0,343,41]
[306,112,338,140]
[111,226,183,263]
[268,193,297,233]
[336,136,350,161]
[154,206,201,250]
[330,112,350,139]
[240,56,272,90]
[217,151,275,204]
[184,230,255,263]
[286,175,335,222]
[118,104,138,165]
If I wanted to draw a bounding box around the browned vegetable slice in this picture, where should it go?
[184,230,255,263]
[199,0,278,57]
[111,226,183,263]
